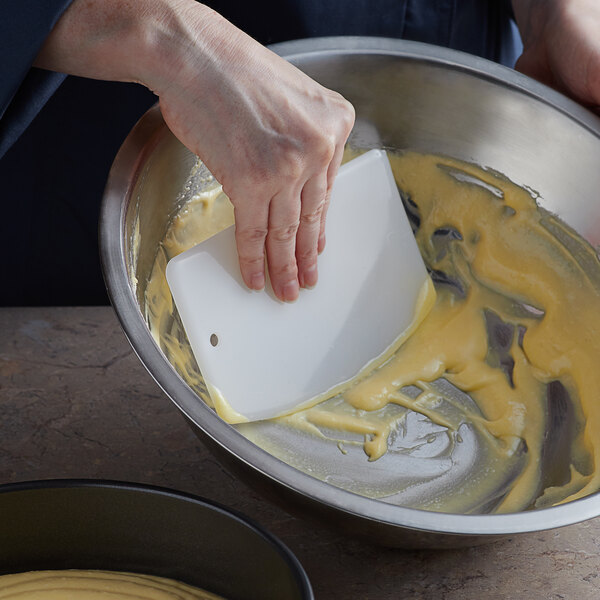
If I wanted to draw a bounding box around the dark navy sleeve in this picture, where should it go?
[208,0,521,66]
[0,0,74,158]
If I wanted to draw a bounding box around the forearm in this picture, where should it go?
[33,0,355,301]
[33,0,215,89]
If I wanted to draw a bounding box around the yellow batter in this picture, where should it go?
[144,151,600,514]
[0,570,224,599]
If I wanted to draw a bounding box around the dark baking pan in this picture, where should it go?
[0,479,313,600]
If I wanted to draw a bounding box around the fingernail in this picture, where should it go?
[281,280,299,302]
[301,265,318,289]
[318,234,326,254]
[250,272,265,290]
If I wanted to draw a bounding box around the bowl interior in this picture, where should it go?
[101,38,600,541]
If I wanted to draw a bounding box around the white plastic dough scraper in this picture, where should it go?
[166,149,434,424]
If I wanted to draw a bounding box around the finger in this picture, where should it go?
[318,140,347,254]
[296,172,328,289]
[514,52,558,90]
[266,187,302,302]
[233,200,269,291]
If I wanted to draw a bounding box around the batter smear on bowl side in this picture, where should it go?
[143,151,600,514]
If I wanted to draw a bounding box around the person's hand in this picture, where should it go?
[152,3,354,301]
[512,0,600,108]
[35,0,355,302]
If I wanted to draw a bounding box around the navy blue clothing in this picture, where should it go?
[0,0,73,157]
[210,0,520,66]
[0,1,521,305]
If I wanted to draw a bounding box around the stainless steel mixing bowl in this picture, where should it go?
[100,37,600,548]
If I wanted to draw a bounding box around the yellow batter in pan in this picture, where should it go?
[0,570,224,599]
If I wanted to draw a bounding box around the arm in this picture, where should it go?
[35,0,355,302]
[512,0,600,107]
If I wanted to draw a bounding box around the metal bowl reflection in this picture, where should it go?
[100,37,600,547]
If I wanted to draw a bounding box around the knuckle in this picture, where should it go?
[296,246,317,265]
[269,223,299,245]
[236,225,268,245]
[238,254,264,269]
[262,148,303,184]
[331,94,355,135]
[314,178,329,198]
[342,108,355,134]
[300,206,324,227]
[281,156,304,181]
[269,261,298,280]
[306,131,335,164]
[342,98,355,121]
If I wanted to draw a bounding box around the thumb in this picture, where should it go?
[514,51,557,89]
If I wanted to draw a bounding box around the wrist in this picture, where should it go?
[138,2,252,98]
[134,0,212,87]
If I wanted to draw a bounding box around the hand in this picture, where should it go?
[35,0,355,302]
[512,0,600,108]
[153,3,355,301]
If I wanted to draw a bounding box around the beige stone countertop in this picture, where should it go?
[1,306,600,599]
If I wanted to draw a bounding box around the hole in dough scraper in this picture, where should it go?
[166,149,435,424]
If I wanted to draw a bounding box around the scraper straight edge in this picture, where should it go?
[166,149,436,424]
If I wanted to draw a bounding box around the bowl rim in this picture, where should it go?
[100,36,600,537]
[0,478,314,598]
